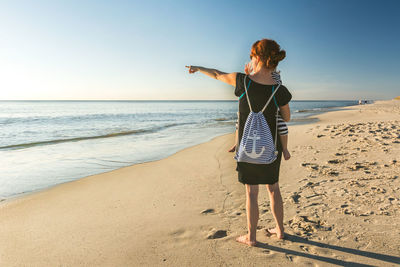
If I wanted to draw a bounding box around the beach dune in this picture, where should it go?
[1,100,399,266]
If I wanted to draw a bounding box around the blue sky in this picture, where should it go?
[0,0,399,100]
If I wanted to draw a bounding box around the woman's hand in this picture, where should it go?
[244,62,253,75]
[185,65,200,74]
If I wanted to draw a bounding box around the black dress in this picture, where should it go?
[234,72,292,185]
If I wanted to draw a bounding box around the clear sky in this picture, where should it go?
[0,0,399,100]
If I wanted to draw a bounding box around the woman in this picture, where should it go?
[185,38,292,247]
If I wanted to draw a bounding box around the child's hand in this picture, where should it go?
[244,62,253,75]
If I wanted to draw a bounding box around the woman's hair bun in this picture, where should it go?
[251,39,286,69]
[274,50,286,62]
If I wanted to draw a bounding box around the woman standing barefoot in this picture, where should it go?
[186,38,292,246]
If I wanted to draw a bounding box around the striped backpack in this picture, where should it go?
[234,74,281,164]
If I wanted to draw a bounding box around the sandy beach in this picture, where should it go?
[1,100,399,266]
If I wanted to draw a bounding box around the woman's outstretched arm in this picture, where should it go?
[185,65,237,87]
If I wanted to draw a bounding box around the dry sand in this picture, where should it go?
[0,100,399,266]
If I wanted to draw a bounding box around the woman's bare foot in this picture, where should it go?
[235,234,257,247]
[265,227,285,239]
[228,144,236,152]
[282,149,291,160]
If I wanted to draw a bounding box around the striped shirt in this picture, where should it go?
[277,113,288,135]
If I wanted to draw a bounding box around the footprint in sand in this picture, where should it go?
[285,254,294,262]
[328,159,340,164]
[299,245,309,252]
[289,193,301,203]
[261,249,272,254]
[261,208,269,213]
[370,186,386,194]
[201,208,215,214]
[299,181,320,190]
[289,215,332,237]
[206,229,227,239]
[301,162,319,170]
[335,152,348,156]
[327,170,339,176]
[347,162,366,171]
[327,159,347,164]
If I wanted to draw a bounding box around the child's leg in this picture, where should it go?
[277,112,290,160]
[229,113,240,152]
[234,128,239,149]
[280,134,288,151]
[229,128,239,152]
[280,134,291,160]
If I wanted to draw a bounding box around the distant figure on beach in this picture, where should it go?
[186,38,292,247]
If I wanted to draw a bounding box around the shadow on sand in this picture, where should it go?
[255,234,400,266]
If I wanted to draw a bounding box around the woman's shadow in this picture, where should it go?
[255,233,400,266]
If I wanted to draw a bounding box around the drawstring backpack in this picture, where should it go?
[234,74,281,164]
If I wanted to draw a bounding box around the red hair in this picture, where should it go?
[250,39,286,69]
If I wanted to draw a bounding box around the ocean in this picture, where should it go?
[0,100,359,200]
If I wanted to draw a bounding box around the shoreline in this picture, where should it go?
[1,102,361,203]
[1,99,399,266]
[0,132,234,205]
